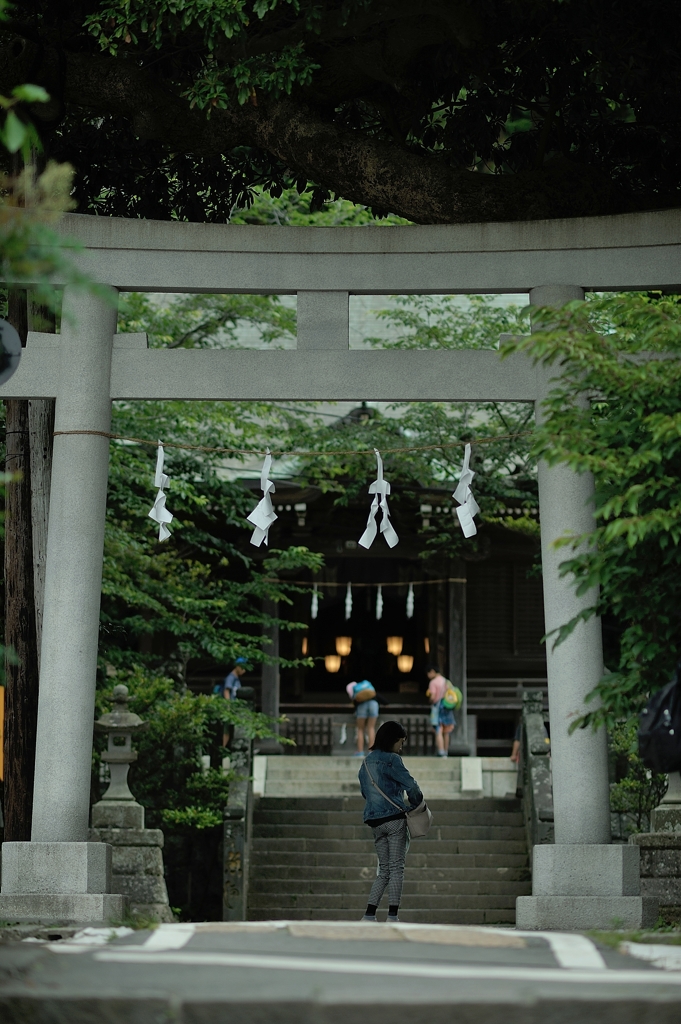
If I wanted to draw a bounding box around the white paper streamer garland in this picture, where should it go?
[345,582,353,621]
[311,582,319,620]
[376,585,383,621]
[247,450,278,547]
[358,449,399,550]
[452,442,480,538]
[406,582,414,619]
[148,442,174,542]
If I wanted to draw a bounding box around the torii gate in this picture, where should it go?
[1,208,679,929]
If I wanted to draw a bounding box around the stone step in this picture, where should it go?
[263,786,467,799]
[254,797,519,813]
[247,892,519,910]
[250,864,530,882]
[264,757,465,770]
[248,879,531,896]
[249,852,529,869]
[252,824,527,841]
[247,907,516,925]
[254,810,524,827]
[262,768,463,778]
[251,838,528,855]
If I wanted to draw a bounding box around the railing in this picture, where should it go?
[222,727,253,921]
[280,713,437,757]
[517,690,554,850]
[280,715,334,755]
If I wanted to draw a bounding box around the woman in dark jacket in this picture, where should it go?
[358,721,424,923]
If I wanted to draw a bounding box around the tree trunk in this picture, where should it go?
[27,299,56,663]
[3,289,40,842]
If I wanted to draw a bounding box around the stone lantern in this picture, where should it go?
[90,684,174,922]
[95,683,148,805]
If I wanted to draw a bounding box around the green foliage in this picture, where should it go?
[0,163,102,311]
[26,0,678,224]
[102,408,323,674]
[228,187,410,226]
[94,667,283,831]
[85,1,321,106]
[283,295,537,557]
[506,293,681,725]
[609,720,667,834]
[105,288,324,678]
[118,290,296,349]
[0,85,49,158]
[363,295,526,352]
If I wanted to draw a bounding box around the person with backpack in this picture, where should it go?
[346,680,379,757]
[358,721,425,922]
[426,666,462,758]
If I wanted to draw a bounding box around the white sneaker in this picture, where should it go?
[361,914,378,922]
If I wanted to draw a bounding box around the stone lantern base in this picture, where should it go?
[0,841,126,924]
[90,800,174,924]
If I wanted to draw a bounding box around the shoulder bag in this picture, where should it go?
[363,760,433,839]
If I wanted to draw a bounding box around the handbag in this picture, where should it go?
[363,760,433,839]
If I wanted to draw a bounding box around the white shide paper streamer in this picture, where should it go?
[406,582,414,619]
[247,450,277,547]
[376,584,383,621]
[345,582,353,621]
[148,442,174,542]
[311,582,319,620]
[358,449,399,550]
[452,442,480,538]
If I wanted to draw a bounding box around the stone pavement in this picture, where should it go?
[2,921,681,1023]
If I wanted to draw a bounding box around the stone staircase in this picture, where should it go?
[247,758,530,924]
[254,755,518,800]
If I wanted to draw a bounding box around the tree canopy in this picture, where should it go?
[1,1,679,223]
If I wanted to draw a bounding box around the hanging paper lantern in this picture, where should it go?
[397,654,414,673]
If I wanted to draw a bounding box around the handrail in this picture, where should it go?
[222,726,254,921]
[517,690,554,851]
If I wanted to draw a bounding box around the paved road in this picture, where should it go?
[2,921,681,1023]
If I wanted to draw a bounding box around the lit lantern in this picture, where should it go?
[335,636,352,656]
[325,654,342,673]
[397,654,414,673]
[301,636,308,655]
[386,636,403,656]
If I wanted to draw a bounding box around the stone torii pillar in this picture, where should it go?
[0,287,125,923]
[516,284,655,930]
